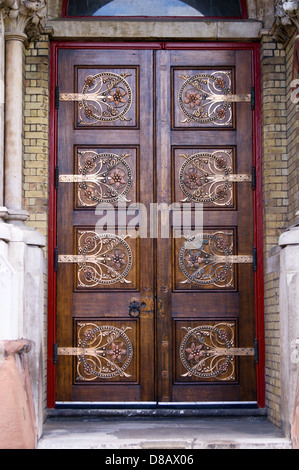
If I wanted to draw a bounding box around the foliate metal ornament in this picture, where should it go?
[58,232,133,287]
[180,323,254,380]
[179,150,252,206]
[59,151,132,206]
[59,72,133,124]
[178,71,237,126]
[58,323,133,381]
[179,232,253,288]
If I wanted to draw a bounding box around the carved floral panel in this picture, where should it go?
[73,321,137,382]
[174,229,237,291]
[59,148,138,208]
[173,68,235,129]
[60,67,138,128]
[175,321,238,382]
[173,148,244,209]
[61,230,138,290]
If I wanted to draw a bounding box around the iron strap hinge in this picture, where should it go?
[253,246,257,272]
[54,247,59,272]
[252,165,256,190]
[54,165,59,190]
[254,338,259,364]
[251,86,255,110]
[53,342,58,365]
[55,85,60,109]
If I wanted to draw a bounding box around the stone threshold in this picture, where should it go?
[47,405,267,419]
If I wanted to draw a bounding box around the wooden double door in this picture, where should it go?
[55,46,257,404]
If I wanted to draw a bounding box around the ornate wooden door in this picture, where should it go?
[155,48,256,403]
[55,46,257,404]
[56,48,155,402]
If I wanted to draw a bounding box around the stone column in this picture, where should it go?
[1,0,47,222]
[4,33,27,220]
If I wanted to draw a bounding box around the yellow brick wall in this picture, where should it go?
[285,34,299,226]
[24,34,50,411]
[260,31,299,427]
[260,34,286,427]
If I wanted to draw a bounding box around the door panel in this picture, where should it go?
[156,49,255,403]
[55,46,256,404]
[56,49,155,402]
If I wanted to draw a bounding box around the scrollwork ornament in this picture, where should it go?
[180,323,236,380]
[77,231,133,287]
[179,232,234,288]
[178,71,233,126]
[76,323,133,381]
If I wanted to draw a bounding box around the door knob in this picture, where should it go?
[128,300,140,318]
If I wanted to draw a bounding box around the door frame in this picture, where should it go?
[47,40,264,409]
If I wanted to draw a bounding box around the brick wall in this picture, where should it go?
[285,34,299,226]
[260,30,299,426]
[260,33,288,426]
[24,34,50,411]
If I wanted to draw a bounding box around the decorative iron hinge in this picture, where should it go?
[54,165,59,190]
[53,342,58,365]
[251,86,255,110]
[211,93,251,103]
[252,165,256,190]
[57,347,100,357]
[254,338,259,364]
[206,347,255,357]
[55,86,60,109]
[54,247,59,272]
[253,246,257,272]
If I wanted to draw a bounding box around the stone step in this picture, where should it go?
[37,416,292,449]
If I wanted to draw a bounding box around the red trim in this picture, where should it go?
[251,44,266,409]
[61,0,248,19]
[47,42,58,409]
[47,41,264,409]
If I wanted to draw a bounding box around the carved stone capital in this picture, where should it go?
[0,0,47,42]
[273,0,299,43]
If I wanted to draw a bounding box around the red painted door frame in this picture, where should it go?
[47,41,265,409]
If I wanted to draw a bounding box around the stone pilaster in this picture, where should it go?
[0,0,47,221]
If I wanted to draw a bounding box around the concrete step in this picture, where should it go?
[37,416,292,449]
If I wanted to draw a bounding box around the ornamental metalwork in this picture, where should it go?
[178,71,236,125]
[179,150,251,206]
[60,72,132,124]
[58,323,133,381]
[58,232,133,287]
[179,232,252,288]
[59,151,132,206]
[180,322,254,380]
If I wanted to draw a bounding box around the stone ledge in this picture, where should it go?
[46,19,263,41]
